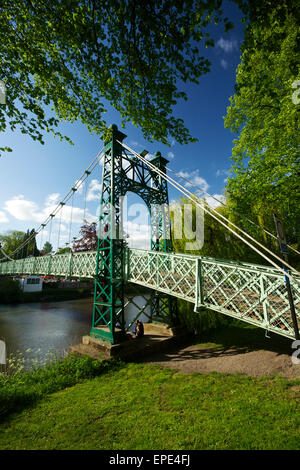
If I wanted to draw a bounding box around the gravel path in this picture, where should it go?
[136,343,300,379]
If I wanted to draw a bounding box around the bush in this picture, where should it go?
[176,299,232,335]
[0,277,22,303]
[0,354,123,421]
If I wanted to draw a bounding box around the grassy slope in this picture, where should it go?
[0,361,300,450]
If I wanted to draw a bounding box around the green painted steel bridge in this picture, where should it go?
[1,125,299,344]
[0,248,299,341]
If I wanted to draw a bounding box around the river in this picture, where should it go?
[0,296,150,365]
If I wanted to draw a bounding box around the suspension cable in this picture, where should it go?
[168,166,300,256]
[166,167,299,274]
[83,170,91,223]
[40,224,46,252]
[57,202,64,253]
[118,141,300,284]
[68,189,76,247]
[48,214,54,252]
[0,245,14,261]
[6,146,105,259]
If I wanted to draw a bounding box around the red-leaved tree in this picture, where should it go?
[73,222,98,252]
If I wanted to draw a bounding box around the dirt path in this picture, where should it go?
[137,343,300,379]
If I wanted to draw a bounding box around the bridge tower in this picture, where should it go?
[90,125,176,344]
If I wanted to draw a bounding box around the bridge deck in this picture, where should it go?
[0,248,299,340]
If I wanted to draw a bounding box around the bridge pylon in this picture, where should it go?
[90,125,176,344]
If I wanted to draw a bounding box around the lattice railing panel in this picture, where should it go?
[1,248,299,339]
[127,249,197,301]
[72,252,97,278]
[201,259,300,339]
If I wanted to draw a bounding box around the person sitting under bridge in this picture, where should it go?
[128,320,144,339]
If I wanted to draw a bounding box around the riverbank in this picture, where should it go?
[1,349,300,449]
[0,277,93,304]
[21,287,92,303]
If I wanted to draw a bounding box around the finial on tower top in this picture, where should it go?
[150,151,169,168]
[102,124,127,144]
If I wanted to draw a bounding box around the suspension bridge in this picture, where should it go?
[0,125,299,344]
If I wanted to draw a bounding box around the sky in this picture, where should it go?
[0,1,245,252]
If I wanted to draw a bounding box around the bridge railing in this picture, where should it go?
[1,248,299,340]
[0,252,97,279]
[127,248,300,340]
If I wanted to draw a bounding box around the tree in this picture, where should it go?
[57,247,72,254]
[171,196,263,264]
[20,229,40,258]
[0,0,237,156]
[73,222,98,252]
[0,230,26,259]
[42,241,53,254]
[224,0,300,247]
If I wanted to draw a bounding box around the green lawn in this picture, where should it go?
[0,362,299,450]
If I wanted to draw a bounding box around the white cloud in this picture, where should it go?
[86,179,102,202]
[217,37,238,53]
[4,195,41,222]
[220,59,228,69]
[74,179,84,195]
[4,194,97,226]
[177,170,209,193]
[124,220,150,250]
[216,169,230,177]
[0,211,9,223]
[204,194,225,209]
[170,139,176,147]
[45,193,60,207]
[167,151,175,160]
[129,140,142,148]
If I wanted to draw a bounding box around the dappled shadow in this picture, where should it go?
[196,322,294,355]
[130,322,299,379]
[133,343,249,366]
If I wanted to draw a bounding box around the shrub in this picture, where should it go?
[0,277,22,303]
[176,299,232,335]
[0,353,123,421]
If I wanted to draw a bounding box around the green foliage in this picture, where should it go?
[0,0,236,154]
[0,277,22,303]
[0,354,123,421]
[21,229,40,258]
[171,195,266,264]
[0,229,40,259]
[57,247,71,254]
[0,230,25,259]
[42,241,53,254]
[171,187,300,268]
[176,299,232,335]
[224,0,300,248]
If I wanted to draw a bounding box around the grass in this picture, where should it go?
[0,360,300,450]
[0,321,299,450]
[0,354,122,421]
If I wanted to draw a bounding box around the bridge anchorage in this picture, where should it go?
[0,125,299,344]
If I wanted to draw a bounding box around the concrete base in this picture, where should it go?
[69,323,188,361]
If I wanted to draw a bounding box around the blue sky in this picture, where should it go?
[0,1,245,251]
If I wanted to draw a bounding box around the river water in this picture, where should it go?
[0,296,150,364]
